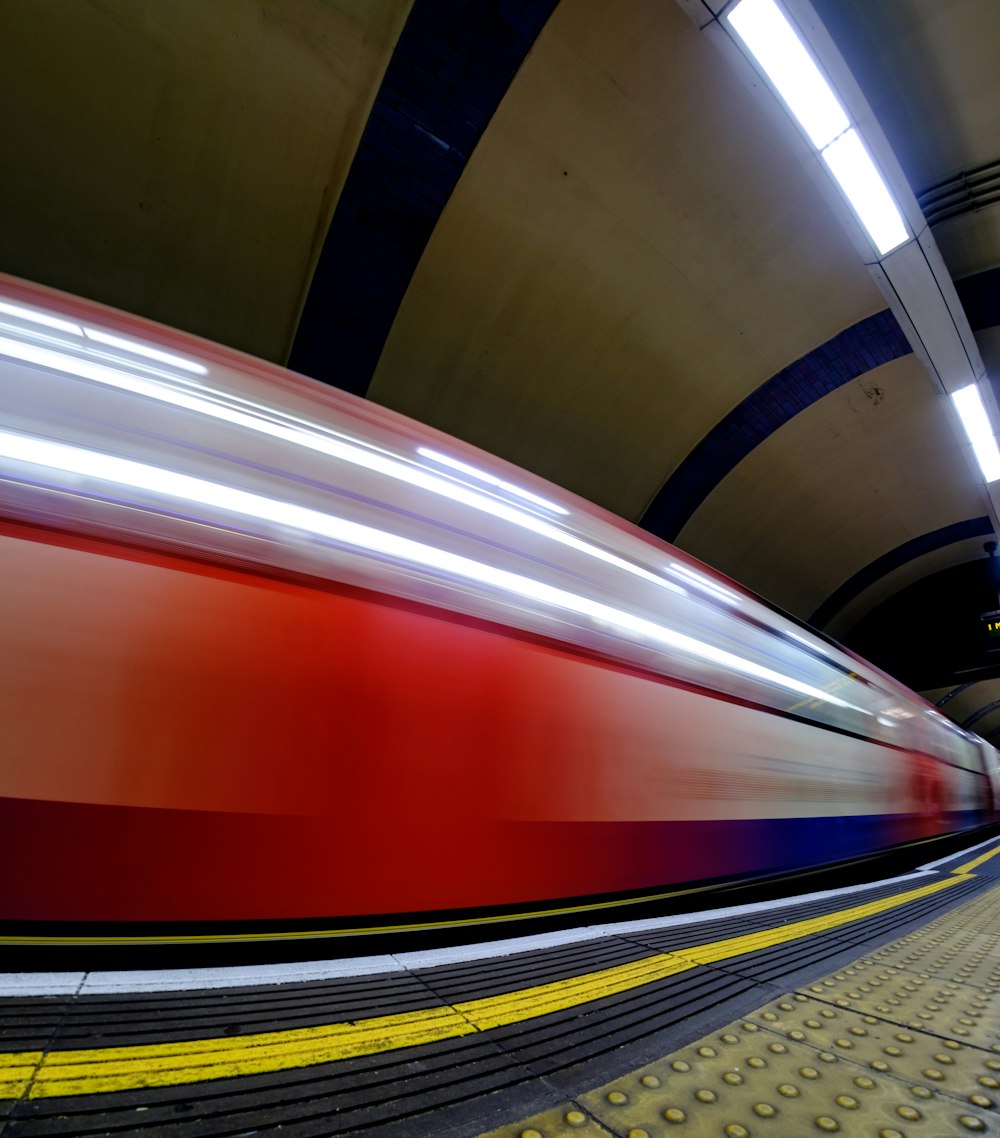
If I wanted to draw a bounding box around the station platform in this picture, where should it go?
[2,838,999,1137]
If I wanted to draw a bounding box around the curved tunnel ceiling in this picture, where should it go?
[4,0,1000,724]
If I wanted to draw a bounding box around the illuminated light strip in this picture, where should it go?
[418,446,568,514]
[951,383,1000,483]
[0,300,81,336]
[668,561,741,603]
[726,0,908,256]
[821,128,908,256]
[726,0,847,148]
[0,332,681,594]
[82,327,207,375]
[0,430,863,712]
[2,846,995,1100]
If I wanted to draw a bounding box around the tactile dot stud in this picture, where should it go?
[789,1030,807,1041]
[820,1009,836,1018]
[663,1108,686,1124]
[872,1060,891,1072]
[640,1075,660,1088]
[699,1046,717,1058]
[800,1067,820,1080]
[978,1076,999,1088]
[849,1026,867,1036]
[747,1057,767,1069]
[922,1068,944,1081]
[877,1129,904,1138]
[805,1019,822,1029]
[723,1072,743,1086]
[934,1053,956,1064]
[835,1095,859,1109]
[753,1103,776,1118]
[819,1052,837,1063]
[724,1126,750,1138]
[769,1043,788,1054]
[762,1012,778,1022]
[607,1092,628,1105]
[854,1076,877,1090]
[835,1039,854,1049]
[721,1033,739,1044]
[958,1117,986,1132]
[969,1094,993,1108]
[815,1118,839,1132]
[895,1033,914,1043]
[627,1130,650,1138]
[695,1089,717,1104]
[778,1084,800,1097]
[897,1106,922,1121]
[910,1086,932,1100]
[520,1130,543,1138]
[779,1001,794,1011]
[672,1061,691,1073]
[743,1022,759,1032]
[564,1112,587,1127]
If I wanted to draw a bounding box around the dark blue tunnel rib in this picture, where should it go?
[808,517,994,630]
[289,0,560,395]
[640,309,912,544]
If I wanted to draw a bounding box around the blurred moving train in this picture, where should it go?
[1,273,998,929]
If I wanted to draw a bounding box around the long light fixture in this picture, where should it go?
[0,427,865,713]
[726,0,908,256]
[951,383,1000,483]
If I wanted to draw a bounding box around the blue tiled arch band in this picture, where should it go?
[807,516,994,630]
[640,309,912,544]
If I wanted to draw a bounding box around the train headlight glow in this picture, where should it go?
[0,428,863,715]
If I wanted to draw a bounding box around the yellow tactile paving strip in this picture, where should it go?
[481,883,1000,1138]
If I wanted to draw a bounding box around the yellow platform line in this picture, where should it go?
[2,844,997,1102]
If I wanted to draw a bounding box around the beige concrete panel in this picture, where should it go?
[369,0,883,522]
[828,0,1000,190]
[676,354,988,619]
[0,0,409,361]
[823,537,993,641]
[935,207,1000,282]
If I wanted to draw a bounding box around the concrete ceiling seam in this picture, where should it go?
[678,0,1000,536]
[808,516,994,630]
[639,308,911,543]
[288,0,559,395]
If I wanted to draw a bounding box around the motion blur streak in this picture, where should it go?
[1,272,997,928]
[0,429,856,710]
[0,332,682,592]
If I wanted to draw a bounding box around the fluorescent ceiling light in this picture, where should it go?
[821,129,908,255]
[726,0,848,148]
[951,383,1000,482]
[83,327,208,375]
[418,446,569,514]
[0,428,864,713]
[726,0,909,257]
